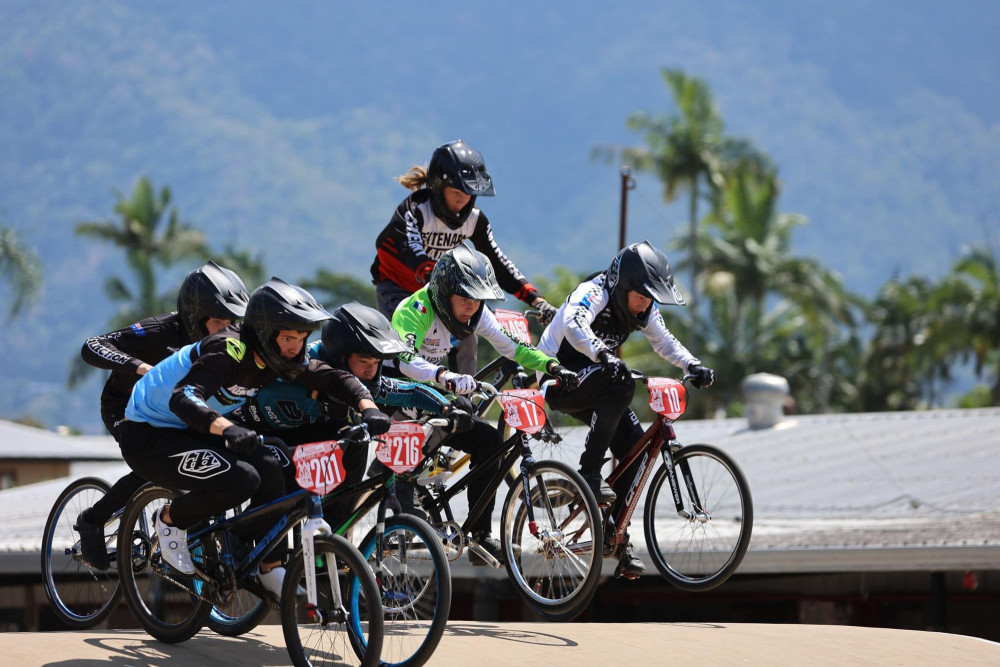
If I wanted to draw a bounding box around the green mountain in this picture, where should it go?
[1,0,997,431]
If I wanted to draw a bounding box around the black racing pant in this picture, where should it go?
[545,363,645,506]
[371,415,503,536]
[441,417,503,535]
[119,420,287,562]
[89,410,146,525]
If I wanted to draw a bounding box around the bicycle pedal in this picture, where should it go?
[616,571,641,581]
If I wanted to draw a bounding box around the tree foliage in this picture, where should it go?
[0,222,42,320]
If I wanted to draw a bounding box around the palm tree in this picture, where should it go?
[683,170,862,414]
[76,176,207,322]
[858,277,940,411]
[0,222,42,320]
[591,70,719,346]
[69,177,207,387]
[594,69,771,349]
[930,246,1000,404]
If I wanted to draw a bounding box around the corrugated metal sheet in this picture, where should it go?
[3,408,999,575]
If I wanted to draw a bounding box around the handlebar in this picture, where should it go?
[628,369,696,387]
[336,422,371,443]
[539,377,559,399]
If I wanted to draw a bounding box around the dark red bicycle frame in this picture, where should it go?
[604,417,678,549]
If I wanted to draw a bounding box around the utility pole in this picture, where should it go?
[618,166,635,250]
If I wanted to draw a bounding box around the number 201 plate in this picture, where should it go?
[294,440,347,496]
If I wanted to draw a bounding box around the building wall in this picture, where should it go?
[0,461,70,489]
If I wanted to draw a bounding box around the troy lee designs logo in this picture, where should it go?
[170,450,232,479]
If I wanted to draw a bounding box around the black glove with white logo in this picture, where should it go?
[688,363,716,389]
[547,363,580,391]
[361,407,392,436]
[223,424,261,454]
[598,349,629,382]
[441,406,475,434]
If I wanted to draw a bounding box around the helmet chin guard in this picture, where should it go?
[242,278,332,381]
[428,244,505,339]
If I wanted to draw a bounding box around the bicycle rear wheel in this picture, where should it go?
[282,534,383,667]
[117,485,214,642]
[643,443,753,592]
[358,514,452,667]
[41,477,122,629]
[501,460,603,621]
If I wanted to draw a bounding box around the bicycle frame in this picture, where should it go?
[419,381,568,557]
[603,396,707,551]
[184,486,338,610]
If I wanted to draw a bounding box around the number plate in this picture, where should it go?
[375,422,427,473]
[647,378,687,420]
[494,308,532,343]
[500,389,547,434]
[293,440,347,495]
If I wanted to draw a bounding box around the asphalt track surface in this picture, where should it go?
[2,622,998,666]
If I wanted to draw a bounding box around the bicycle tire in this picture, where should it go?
[643,443,753,592]
[358,514,452,667]
[501,460,603,621]
[282,534,384,667]
[207,592,270,636]
[117,485,214,643]
[41,477,122,629]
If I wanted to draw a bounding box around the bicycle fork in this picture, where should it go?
[301,495,343,624]
[661,442,709,522]
[515,434,565,544]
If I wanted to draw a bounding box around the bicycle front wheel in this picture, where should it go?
[501,460,603,621]
[117,485,214,642]
[41,477,122,629]
[358,514,452,667]
[643,443,753,592]
[282,534,384,667]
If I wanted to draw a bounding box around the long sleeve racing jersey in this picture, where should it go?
[389,286,556,383]
[229,342,454,431]
[81,312,192,421]
[370,189,540,303]
[537,274,700,373]
[125,327,372,433]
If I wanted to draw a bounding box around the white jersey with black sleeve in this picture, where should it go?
[537,274,700,372]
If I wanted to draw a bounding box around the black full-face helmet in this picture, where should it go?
[318,302,411,391]
[426,139,495,229]
[605,241,686,329]
[242,278,332,381]
[177,261,250,342]
[427,244,506,340]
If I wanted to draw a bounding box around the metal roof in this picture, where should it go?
[2,408,998,576]
[0,420,119,461]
